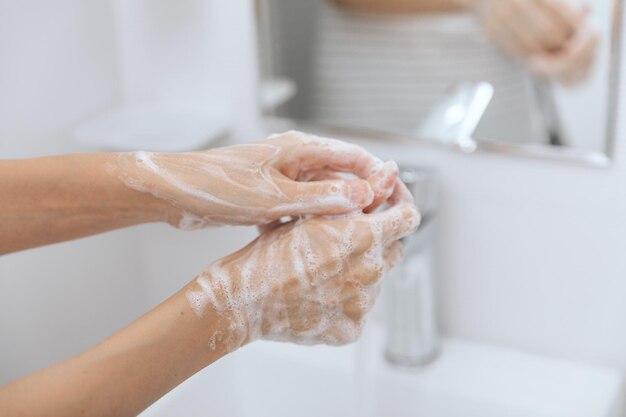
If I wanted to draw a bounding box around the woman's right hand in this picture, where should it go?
[472,0,599,85]
[108,131,399,230]
[184,182,419,351]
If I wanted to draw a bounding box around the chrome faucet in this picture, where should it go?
[384,166,440,367]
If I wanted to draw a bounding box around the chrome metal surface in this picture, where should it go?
[385,166,440,367]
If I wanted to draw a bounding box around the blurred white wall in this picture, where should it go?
[1,0,626,392]
[0,0,150,383]
[0,1,121,158]
[0,0,259,383]
[110,0,260,139]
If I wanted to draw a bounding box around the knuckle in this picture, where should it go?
[404,205,421,232]
[352,224,374,253]
[367,264,385,284]
[340,324,363,345]
[271,130,309,146]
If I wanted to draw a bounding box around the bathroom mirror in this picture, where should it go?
[256,0,622,166]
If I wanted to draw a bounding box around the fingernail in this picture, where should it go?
[386,160,399,174]
[382,160,399,187]
[348,180,374,207]
[379,160,398,178]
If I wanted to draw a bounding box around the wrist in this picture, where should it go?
[103,152,179,226]
[131,189,176,225]
[183,270,260,353]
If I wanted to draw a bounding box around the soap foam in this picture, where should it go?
[106,131,417,349]
[185,201,418,352]
[108,131,389,229]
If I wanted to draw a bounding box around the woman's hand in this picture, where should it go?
[472,0,599,85]
[0,132,411,416]
[185,182,419,350]
[109,131,399,229]
[0,170,417,417]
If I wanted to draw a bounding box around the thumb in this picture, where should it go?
[281,179,374,216]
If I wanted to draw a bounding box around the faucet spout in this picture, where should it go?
[384,166,440,367]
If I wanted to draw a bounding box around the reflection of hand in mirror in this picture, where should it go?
[527,22,600,86]
[472,0,600,86]
[334,0,600,86]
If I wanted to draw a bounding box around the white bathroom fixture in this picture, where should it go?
[139,326,623,417]
[73,1,261,151]
[260,77,297,111]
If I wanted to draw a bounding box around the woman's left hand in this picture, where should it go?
[109,131,399,229]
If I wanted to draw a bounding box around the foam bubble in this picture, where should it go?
[182,206,412,351]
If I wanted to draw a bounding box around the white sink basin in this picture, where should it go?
[140,326,623,417]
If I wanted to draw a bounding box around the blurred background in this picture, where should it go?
[1,0,626,415]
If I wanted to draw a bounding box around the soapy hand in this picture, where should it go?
[472,0,599,85]
[110,131,399,229]
[185,182,419,350]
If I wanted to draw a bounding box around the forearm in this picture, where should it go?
[0,154,169,255]
[0,283,234,417]
[333,0,469,14]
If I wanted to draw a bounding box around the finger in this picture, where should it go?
[364,160,399,214]
[340,281,362,303]
[342,297,363,323]
[370,202,420,244]
[490,0,544,55]
[521,0,573,51]
[280,133,384,181]
[293,159,400,214]
[278,177,375,216]
[295,168,345,182]
[353,241,404,285]
[342,289,379,322]
[387,179,415,206]
[343,285,380,322]
[257,218,287,234]
[540,0,587,38]
[506,15,546,55]
[324,317,364,345]
[349,258,384,286]
[348,218,377,254]
[563,27,600,73]
[529,26,599,85]
[558,44,596,86]
[557,30,599,85]
[365,286,381,312]
[383,241,404,274]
